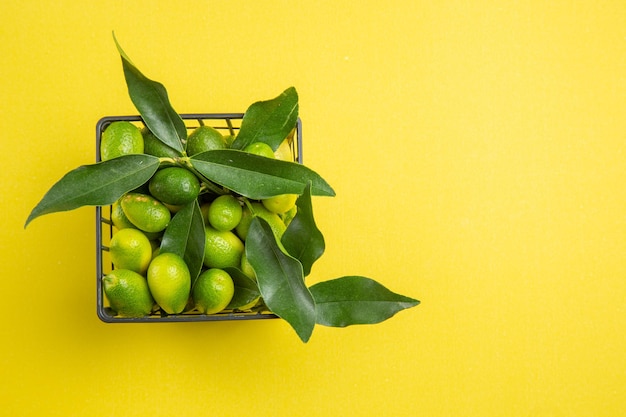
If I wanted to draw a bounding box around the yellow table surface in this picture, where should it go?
[2,1,625,415]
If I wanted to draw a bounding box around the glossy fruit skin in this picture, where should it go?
[120,193,171,233]
[235,202,286,241]
[148,167,201,206]
[111,199,163,240]
[147,253,191,314]
[142,127,181,158]
[111,200,136,230]
[244,142,275,158]
[203,226,244,269]
[103,269,154,318]
[262,193,298,214]
[109,228,153,275]
[223,134,236,147]
[207,194,243,231]
[192,268,235,314]
[273,138,294,161]
[240,251,256,281]
[236,296,260,311]
[186,125,226,156]
[199,202,211,225]
[100,121,144,161]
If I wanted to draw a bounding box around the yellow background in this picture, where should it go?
[2,1,625,415]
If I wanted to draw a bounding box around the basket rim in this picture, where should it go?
[96,113,302,323]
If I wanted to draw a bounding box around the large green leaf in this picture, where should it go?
[246,217,316,342]
[25,154,159,227]
[281,183,325,277]
[113,33,186,153]
[159,200,205,284]
[223,267,261,310]
[231,87,299,151]
[190,149,335,199]
[309,276,420,327]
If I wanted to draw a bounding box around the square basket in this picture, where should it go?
[96,113,302,322]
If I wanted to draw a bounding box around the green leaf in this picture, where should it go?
[223,267,261,310]
[246,217,316,342]
[113,33,186,153]
[159,200,205,283]
[231,87,299,151]
[309,276,420,327]
[281,183,325,277]
[25,154,159,228]
[190,149,335,199]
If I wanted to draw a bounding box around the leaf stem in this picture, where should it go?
[158,157,178,165]
[242,197,255,213]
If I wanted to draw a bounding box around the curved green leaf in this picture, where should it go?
[160,200,205,283]
[231,87,299,151]
[113,33,186,153]
[246,217,316,342]
[281,183,325,277]
[25,154,159,227]
[223,267,261,310]
[190,149,335,199]
[309,276,420,327]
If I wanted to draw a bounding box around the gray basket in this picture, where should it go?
[96,113,302,322]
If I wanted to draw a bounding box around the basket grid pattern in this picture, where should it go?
[96,113,301,323]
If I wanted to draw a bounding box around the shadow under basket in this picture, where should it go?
[95,113,302,323]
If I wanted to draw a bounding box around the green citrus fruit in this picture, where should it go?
[103,269,154,317]
[236,296,261,311]
[186,125,226,156]
[148,167,201,206]
[235,202,286,241]
[163,203,184,213]
[109,228,153,275]
[142,127,181,158]
[100,121,144,161]
[240,250,256,280]
[262,193,298,214]
[234,204,253,240]
[203,226,244,269]
[244,142,275,158]
[147,252,191,314]
[274,138,294,161]
[192,268,235,314]
[207,194,242,231]
[223,134,236,147]
[111,199,136,230]
[111,199,162,240]
[281,205,297,227]
[199,202,211,225]
[120,193,171,233]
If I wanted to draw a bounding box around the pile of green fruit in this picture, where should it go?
[25,35,419,342]
[99,117,301,319]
